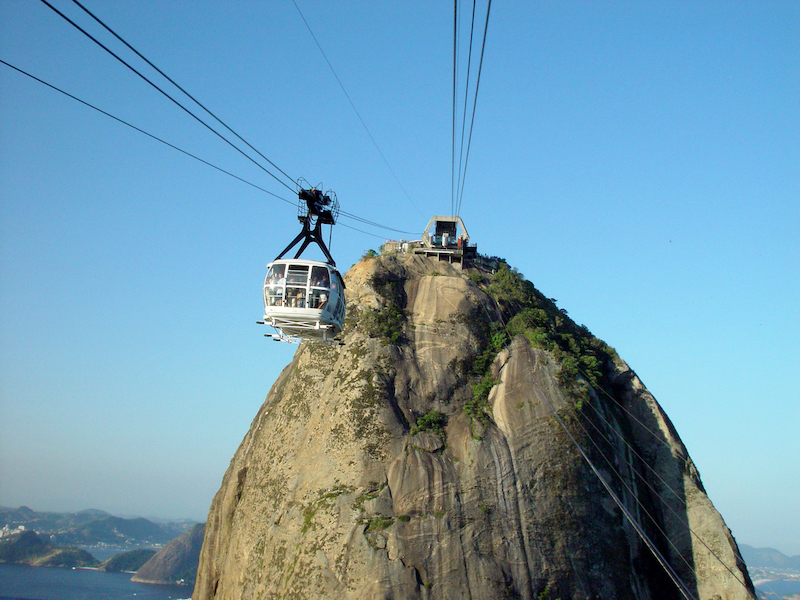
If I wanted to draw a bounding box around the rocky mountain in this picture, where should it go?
[52,515,172,546]
[133,523,205,585]
[0,530,98,568]
[0,507,193,547]
[0,506,111,534]
[740,545,800,572]
[100,548,157,572]
[193,253,755,600]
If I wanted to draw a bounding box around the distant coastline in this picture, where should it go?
[1,506,195,580]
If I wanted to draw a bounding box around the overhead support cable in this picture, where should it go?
[450,0,492,218]
[69,0,297,190]
[38,0,296,194]
[1,59,417,240]
[338,209,417,235]
[575,364,751,582]
[454,0,478,214]
[472,296,701,600]
[455,0,491,217]
[573,384,752,591]
[291,0,424,218]
[475,292,751,591]
[338,221,390,240]
[476,292,750,598]
[30,2,422,238]
[485,334,699,599]
[0,58,293,206]
[472,303,699,600]
[561,395,709,585]
[451,0,458,216]
[531,378,700,600]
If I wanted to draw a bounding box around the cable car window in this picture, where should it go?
[266,287,284,306]
[266,263,286,284]
[286,264,309,285]
[310,289,328,309]
[286,287,306,308]
[331,271,343,293]
[310,266,330,288]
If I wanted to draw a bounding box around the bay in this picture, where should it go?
[0,563,192,600]
[77,546,160,562]
[4,562,798,599]
[755,578,800,597]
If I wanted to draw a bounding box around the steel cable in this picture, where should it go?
[39,0,296,194]
[1,58,415,239]
[292,0,423,218]
[70,0,297,190]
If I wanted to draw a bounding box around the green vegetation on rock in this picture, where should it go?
[362,270,408,345]
[365,514,394,533]
[469,260,619,410]
[410,410,447,438]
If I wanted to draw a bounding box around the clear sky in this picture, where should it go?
[1,1,797,555]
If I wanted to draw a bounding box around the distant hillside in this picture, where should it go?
[740,545,800,572]
[52,515,173,546]
[100,548,157,572]
[0,530,98,568]
[0,506,194,547]
[0,506,110,533]
[0,530,51,562]
[132,523,204,585]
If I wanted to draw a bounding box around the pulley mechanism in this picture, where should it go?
[274,181,340,266]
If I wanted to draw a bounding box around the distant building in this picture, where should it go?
[414,215,477,268]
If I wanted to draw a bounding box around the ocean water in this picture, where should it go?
[755,578,800,598]
[4,562,796,600]
[0,563,192,600]
[77,546,160,562]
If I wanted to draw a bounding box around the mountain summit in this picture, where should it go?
[193,253,754,600]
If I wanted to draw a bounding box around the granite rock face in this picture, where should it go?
[193,254,755,600]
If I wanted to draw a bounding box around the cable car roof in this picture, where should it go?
[268,258,341,268]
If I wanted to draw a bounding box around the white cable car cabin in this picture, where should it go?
[263,259,345,342]
[259,183,345,343]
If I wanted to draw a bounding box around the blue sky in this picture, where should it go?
[1,1,798,555]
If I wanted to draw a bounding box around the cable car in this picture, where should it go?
[259,184,346,343]
[262,259,345,342]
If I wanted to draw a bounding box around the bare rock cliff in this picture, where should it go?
[193,254,755,600]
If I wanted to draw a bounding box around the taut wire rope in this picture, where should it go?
[0,58,415,238]
[38,0,296,194]
[484,292,749,592]
[451,0,459,216]
[454,0,478,212]
[0,58,293,206]
[291,0,423,218]
[70,0,297,189]
[450,0,492,218]
[575,382,751,590]
[455,0,491,217]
